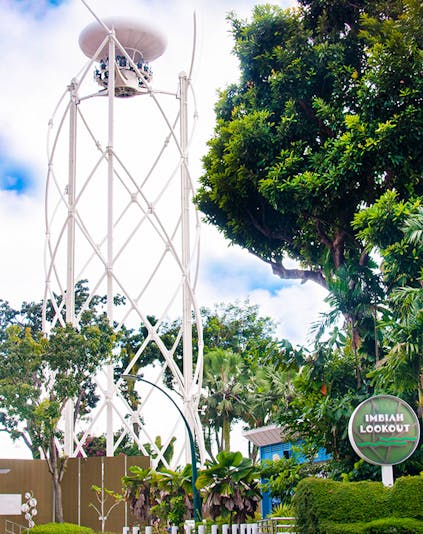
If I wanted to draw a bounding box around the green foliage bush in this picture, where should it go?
[293,477,423,534]
[293,477,390,532]
[268,502,294,518]
[363,518,423,533]
[322,522,367,534]
[30,523,95,534]
[390,477,423,520]
[324,518,423,533]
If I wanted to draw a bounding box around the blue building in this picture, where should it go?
[244,425,331,517]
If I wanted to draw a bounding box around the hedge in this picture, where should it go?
[293,476,423,534]
[30,523,95,534]
[323,518,423,534]
[390,476,423,520]
[293,477,390,532]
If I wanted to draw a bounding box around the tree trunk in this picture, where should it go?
[52,473,64,523]
[223,417,231,452]
[48,437,65,523]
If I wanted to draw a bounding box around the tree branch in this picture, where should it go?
[269,260,328,289]
[315,219,348,269]
[246,208,291,243]
[298,100,334,140]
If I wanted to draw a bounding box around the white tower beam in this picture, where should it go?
[43,11,205,467]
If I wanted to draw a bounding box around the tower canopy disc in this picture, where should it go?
[79,17,167,63]
[79,17,167,97]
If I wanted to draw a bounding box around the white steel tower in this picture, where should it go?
[43,10,205,467]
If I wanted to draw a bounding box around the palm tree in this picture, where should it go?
[242,364,296,461]
[312,263,384,387]
[201,349,247,454]
[379,287,423,420]
[375,208,423,421]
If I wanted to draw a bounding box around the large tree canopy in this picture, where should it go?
[196,0,423,289]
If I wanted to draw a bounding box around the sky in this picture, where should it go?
[0,0,329,460]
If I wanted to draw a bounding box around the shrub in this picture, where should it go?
[293,478,390,533]
[30,522,95,534]
[323,522,368,533]
[293,478,389,531]
[323,518,423,534]
[268,502,294,518]
[363,517,423,533]
[390,476,423,520]
[293,476,423,534]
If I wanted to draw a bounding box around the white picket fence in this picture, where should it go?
[122,517,297,534]
[5,516,297,534]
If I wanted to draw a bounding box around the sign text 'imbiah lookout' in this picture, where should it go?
[348,394,420,484]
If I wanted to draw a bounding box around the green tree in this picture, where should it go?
[271,200,423,478]
[160,300,283,389]
[195,1,422,479]
[260,454,327,506]
[356,198,423,422]
[242,361,298,461]
[201,301,282,370]
[0,320,115,522]
[0,281,130,422]
[196,451,261,524]
[354,192,422,291]
[275,344,364,463]
[196,0,422,328]
[154,302,283,459]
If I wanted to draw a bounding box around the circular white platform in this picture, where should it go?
[79,17,167,63]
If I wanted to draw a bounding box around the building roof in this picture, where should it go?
[243,425,284,447]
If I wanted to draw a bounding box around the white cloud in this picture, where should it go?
[0,191,44,307]
[250,283,329,345]
[0,0,327,461]
[198,225,329,346]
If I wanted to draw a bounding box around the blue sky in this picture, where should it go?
[10,0,68,18]
[204,257,292,297]
[0,149,34,194]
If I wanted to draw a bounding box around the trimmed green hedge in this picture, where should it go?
[323,518,423,533]
[293,477,390,532]
[30,523,95,534]
[391,476,423,520]
[293,476,423,534]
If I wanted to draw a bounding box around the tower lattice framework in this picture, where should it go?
[42,9,205,467]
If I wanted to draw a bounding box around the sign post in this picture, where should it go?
[348,395,420,486]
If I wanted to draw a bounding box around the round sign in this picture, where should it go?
[348,395,420,465]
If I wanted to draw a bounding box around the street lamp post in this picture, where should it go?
[123,374,202,522]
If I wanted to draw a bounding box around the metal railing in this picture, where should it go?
[258,517,297,534]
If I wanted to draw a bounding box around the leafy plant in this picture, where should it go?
[122,466,157,524]
[90,485,124,533]
[260,455,327,506]
[196,451,261,524]
[122,464,196,526]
